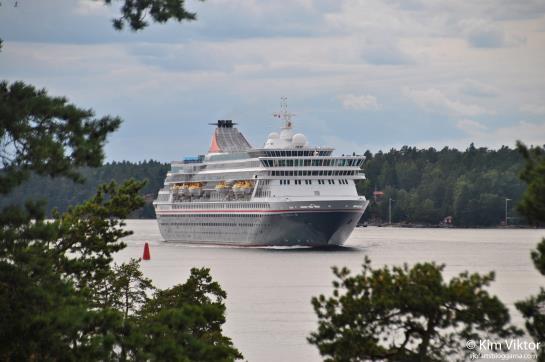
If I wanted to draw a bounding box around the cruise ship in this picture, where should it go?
[153,101,369,246]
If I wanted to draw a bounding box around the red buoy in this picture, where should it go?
[143,242,151,260]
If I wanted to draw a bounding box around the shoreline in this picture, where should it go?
[358,223,543,230]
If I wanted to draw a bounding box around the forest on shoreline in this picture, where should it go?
[358,144,527,227]
[0,144,529,226]
[0,160,169,219]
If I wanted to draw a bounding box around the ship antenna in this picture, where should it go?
[273,96,295,129]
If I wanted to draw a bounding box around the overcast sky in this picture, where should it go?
[1,0,544,161]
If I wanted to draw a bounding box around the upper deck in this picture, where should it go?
[155,100,367,205]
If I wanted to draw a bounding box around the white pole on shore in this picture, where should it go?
[389,197,395,225]
[505,198,511,225]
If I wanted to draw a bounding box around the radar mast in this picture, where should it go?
[273,96,295,129]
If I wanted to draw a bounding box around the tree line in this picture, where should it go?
[358,144,528,226]
[0,160,169,218]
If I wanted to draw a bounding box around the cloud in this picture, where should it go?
[455,119,545,148]
[460,79,498,98]
[1,0,545,161]
[459,19,526,49]
[73,0,112,16]
[456,119,487,132]
[462,20,506,48]
[521,104,545,115]
[0,0,337,45]
[484,0,545,21]
[321,135,369,154]
[338,94,381,110]
[128,43,243,72]
[361,43,413,65]
[404,88,491,116]
[177,0,338,41]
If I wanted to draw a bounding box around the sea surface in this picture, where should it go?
[115,220,545,362]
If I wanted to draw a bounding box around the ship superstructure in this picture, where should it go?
[153,101,369,246]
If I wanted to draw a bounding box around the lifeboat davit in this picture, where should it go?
[188,182,203,197]
[215,181,229,194]
[180,183,190,196]
[173,183,187,195]
[233,180,253,196]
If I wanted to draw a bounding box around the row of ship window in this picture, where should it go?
[270,170,357,176]
[159,227,267,235]
[162,222,272,228]
[172,203,270,209]
[255,190,271,197]
[204,161,261,171]
[279,179,350,185]
[261,158,363,167]
[263,150,331,157]
[167,171,251,182]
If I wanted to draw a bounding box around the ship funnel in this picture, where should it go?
[208,120,252,153]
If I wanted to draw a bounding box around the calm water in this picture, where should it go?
[115,220,545,362]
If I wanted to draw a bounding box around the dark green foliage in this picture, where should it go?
[54,180,147,289]
[0,160,169,218]
[0,180,146,361]
[138,268,243,361]
[532,241,545,277]
[0,80,240,358]
[86,264,243,361]
[0,260,111,361]
[0,81,122,194]
[358,145,526,226]
[97,258,155,317]
[0,180,145,277]
[309,257,521,362]
[0,79,132,360]
[0,165,242,361]
[103,0,204,31]
[514,142,545,361]
[516,293,545,361]
[1,3,242,360]
[516,142,545,227]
